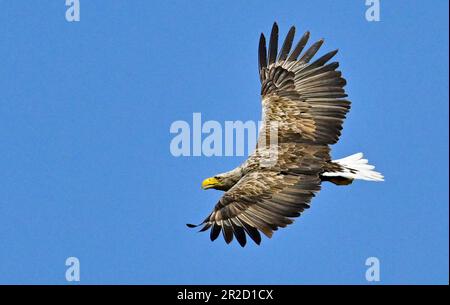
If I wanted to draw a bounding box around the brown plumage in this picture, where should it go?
[188,23,383,247]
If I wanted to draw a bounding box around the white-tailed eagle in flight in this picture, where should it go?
[188,23,383,247]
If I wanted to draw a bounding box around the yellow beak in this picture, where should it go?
[201,177,219,190]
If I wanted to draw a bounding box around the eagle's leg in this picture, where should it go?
[321,175,354,185]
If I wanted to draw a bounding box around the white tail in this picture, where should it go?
[323,152,384,182]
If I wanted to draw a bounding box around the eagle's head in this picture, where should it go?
[201,168,243,191]
[201,176,224,190]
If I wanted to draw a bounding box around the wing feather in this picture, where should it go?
[278,26,296,61]
[194,171,321,246]
[210,223,221,241]
[287,31,310,62]
[298,39,324,63]
[258,34,267,81]
[259,24,350,145]
[268,23,279,65]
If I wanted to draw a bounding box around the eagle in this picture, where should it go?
[188,23,383,247]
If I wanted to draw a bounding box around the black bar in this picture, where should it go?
[0,284,447,304]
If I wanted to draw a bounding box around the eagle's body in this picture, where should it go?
[188,23,383,247]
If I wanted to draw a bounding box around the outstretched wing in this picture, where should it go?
[190,170,321,247]
[188,23,351,246]
[258,23,350,145]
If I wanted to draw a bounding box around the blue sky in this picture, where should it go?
[0,1,448,284]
